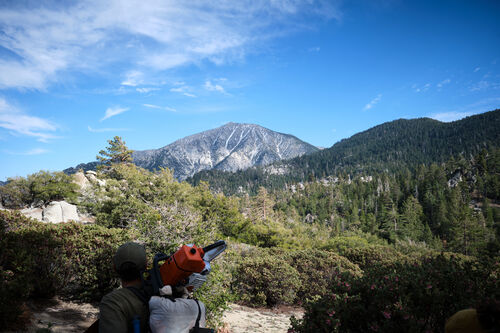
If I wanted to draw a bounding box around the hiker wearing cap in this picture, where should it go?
[99,242,150,333]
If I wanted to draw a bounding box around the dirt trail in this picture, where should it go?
[21,298,99,332]
[222,303,303,333]
[23,299,302,333]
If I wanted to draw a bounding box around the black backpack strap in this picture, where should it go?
[125,286,152,333]
[194,299,202,328]
[190,300,215,333]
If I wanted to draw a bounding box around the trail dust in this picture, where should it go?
[23,299,303,333]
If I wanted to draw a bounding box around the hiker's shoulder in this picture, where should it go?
[101,287,141,306]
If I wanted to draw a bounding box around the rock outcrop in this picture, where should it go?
[73,171,91,189]
[19,200,93,224]
[43,201,80,223]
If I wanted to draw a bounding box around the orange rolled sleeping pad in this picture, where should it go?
[159,244,206,287]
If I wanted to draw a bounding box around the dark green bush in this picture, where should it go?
[0,177,31,208]
[235,252,301,306]
[194,261,233,327]
[233,248,362,307]
[0,171,79,208]
[0,210,133,327]
[290,253,499,332]
[1,211,133,300]
[0,211,30,328]
[340,245,410,270]
[283,250,362,303]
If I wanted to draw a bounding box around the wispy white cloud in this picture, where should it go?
[88,126,129,132]
[0,1,341,90]
[143,104,176,112]
[204,80,226,94]
[121,71,143,87]
[100,106,129,121]
[170,85,196,98]
[0,97,58,142]
[136,87,160,93]
[414,83,431,93]
[308,46,321,52]
[363,94,382,111]
[469,80,499,92]
[5,148,50,155]
[474,67,481,72]
[436,78,451,89]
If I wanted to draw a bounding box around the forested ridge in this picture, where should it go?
[189,109,500,195]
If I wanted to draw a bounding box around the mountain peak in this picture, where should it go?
[132,123,318,180]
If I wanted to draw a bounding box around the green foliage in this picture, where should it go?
[320,233,387,253]
[194,261,233,328]
[131,203,217,255]
[0,210,133,328]
[235,251,301,306]
[29,171,79,204]
[96,136,134,167]
[291,253,499,333]
[233,248,361,307]
[0,267,27,329]
[282,250,362,303]
[0,211,30,329]
[0,176,31,208]
[340,245,410,270]
[0,171,78,208]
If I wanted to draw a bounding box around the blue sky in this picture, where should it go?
[0,0,499,181]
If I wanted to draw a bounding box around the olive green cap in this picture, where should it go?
[113,242,147,271]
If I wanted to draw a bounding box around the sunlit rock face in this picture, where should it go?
[132,123,319,180]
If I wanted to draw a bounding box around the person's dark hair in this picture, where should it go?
[116,262,142,282]
[477,300,500,333]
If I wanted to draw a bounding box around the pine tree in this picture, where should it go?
[97,136,134,168]
[252,187,275,221]
[398,196,425,241]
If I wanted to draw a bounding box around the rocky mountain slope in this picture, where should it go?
[64,123,318,180]
[132,123,318,180]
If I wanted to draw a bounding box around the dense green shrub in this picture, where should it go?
[1,211,133,300]
[0,177,31,208]
[233,248,362,307]
[0,210,133,327]
[235,252,301,306]
[290,253,499,332]
[0,171,79,208]
[194,261,233,327]
[0,211,30,328]
[319,233,388,253]
[340,245,410,270]
[0,266,27,329]
[29,171,79,204]
[283,250,362,303]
